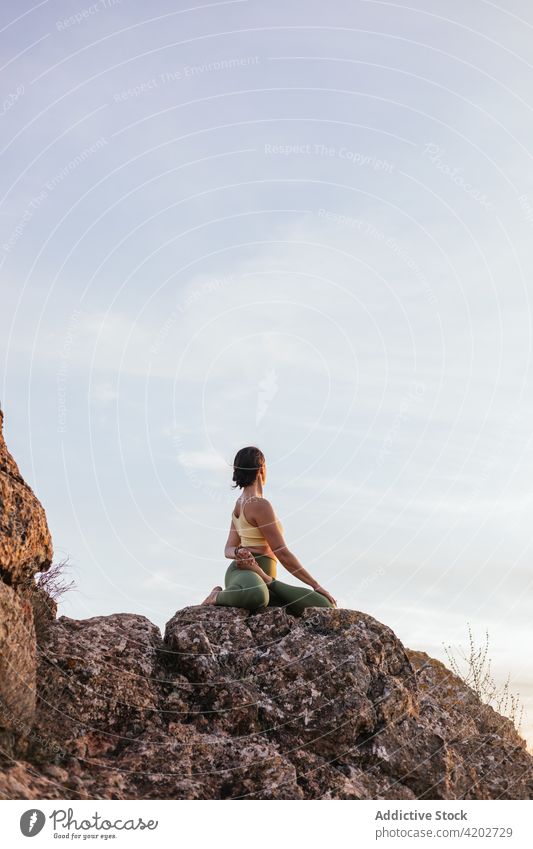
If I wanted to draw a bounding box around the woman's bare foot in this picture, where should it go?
[200,585,222,605]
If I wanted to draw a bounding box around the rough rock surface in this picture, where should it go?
[30,614,163,763]
[1,408,532,800]
[0,408,53,587]
[406,650,533,799]
[0,605,530,800]
[0,582,36,758]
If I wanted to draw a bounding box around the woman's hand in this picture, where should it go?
[235,548,257,569]
[314,585,337,607]
[235,549,273,585]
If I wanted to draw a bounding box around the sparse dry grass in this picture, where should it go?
[29,556,76,642]
[444,624,524,733]
[34,556,76,601]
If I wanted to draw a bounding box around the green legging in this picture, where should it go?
[215,555,334,615]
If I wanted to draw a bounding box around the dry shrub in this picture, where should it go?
[24,557,77,643]
[35,557,76,601]
[444,624,524,733]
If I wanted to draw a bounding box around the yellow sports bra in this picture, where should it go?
[232,496,284,548]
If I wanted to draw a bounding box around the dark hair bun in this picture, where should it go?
[232,446,265,489]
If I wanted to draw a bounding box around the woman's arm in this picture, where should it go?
[224,519,242,560]
[252,500,320,589]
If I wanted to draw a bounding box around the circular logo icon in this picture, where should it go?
[20,809,46,837]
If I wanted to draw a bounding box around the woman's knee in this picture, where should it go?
[242,584,269,610]
[312,592,334,608]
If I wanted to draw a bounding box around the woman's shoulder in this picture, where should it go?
[248,496,275,514]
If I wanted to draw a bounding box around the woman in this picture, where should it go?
[201,446,337,613]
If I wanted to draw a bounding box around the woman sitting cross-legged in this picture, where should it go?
[201,446,337,614]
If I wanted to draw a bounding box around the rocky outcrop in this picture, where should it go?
[405,650,533,799]
[0,582,36,758]
[0,408,53,587]
[31,613,163,764]
[0,407,532,800]
[0,407,52,760]
[0,604,530,800]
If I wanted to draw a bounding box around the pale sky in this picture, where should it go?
[1,0,532,744]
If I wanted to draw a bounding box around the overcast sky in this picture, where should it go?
[1,0,532,744]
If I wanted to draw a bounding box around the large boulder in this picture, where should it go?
[0,408,53,587]
[163,605,418,759]
[31,613,164,762]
